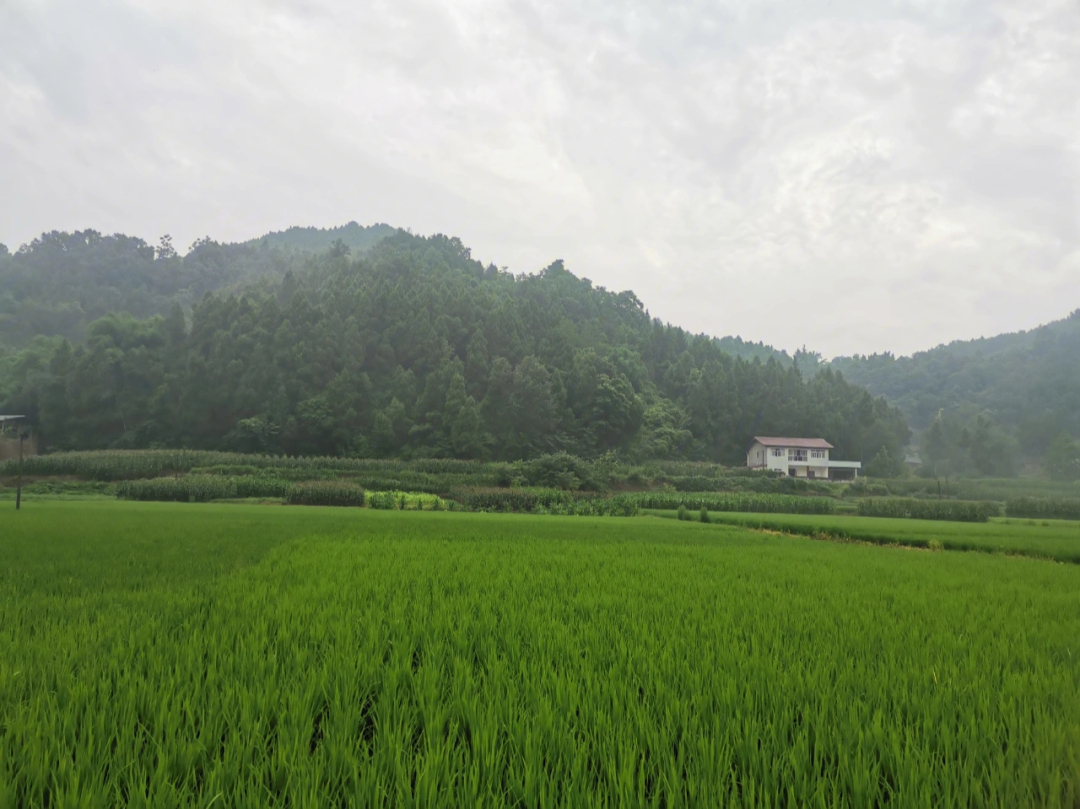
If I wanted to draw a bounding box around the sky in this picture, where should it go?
[1,0,1078,358]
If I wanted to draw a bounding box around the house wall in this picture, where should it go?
[746,442,770,469]
[747,443,831,474]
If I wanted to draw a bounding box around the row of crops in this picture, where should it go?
[856,498,1001,522]
[112,476,843,517]
[114,479,1080,524]
[1006,496,1080,521]
[117,477,368,507]
[115,477,460,510]
[0,449,834,494]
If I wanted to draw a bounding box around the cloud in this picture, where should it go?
[1,0,1077,355]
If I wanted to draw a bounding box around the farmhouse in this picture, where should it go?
[746,437,861,480]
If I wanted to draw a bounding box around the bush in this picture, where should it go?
[855,498,1000,523]
[677,504,688,521]
[699,506,710,524]
[447,487,637,517]
[521,453,599,491]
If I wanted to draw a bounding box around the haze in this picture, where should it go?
[2,0,1078,357]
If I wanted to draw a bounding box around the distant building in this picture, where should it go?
[746,437,861,480]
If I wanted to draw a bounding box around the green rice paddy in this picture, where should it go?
[2,502,1080,807]
[653,510,1080,563]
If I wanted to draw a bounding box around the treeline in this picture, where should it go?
[0,223,395,349]
[831,310,1080,476]
[0,230,909,465]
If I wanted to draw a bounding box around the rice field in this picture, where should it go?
[661,510,1080,563]
[2,502,1080,807]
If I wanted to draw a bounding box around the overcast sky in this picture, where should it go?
[2,0,1078,357]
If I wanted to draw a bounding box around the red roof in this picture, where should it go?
[752,436,833,449]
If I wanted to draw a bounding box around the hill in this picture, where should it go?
[0,230,908,466]
[0,224,401,350]
[240,221,398,252]
[831,311,1080,474]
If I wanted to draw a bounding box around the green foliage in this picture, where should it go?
[865,447,902,478]
[0,229,909,466]
[855,498,1000,522]
[1043,433,1080,481]
[446,487,637,517]
[832,309,1080,460]
[699,505,710,524]
[1005,497,1080,521]
[116,475,294,502]
[521,452,601,491]
[919,411,1020,478]
[285,480,366,507]
[241,222,397,253]
[3,502,1080,805]
[628,491,836,515]
[366,490,448,511]
[677,504,688,521]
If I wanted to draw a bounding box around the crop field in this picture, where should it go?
[658,510,1080,563]
[2,503,1080,807]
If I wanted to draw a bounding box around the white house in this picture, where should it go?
[745,437,861,480]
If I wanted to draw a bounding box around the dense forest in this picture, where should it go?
[0,223,395,348]
[831,312,1080,478]
[0,228,909,469]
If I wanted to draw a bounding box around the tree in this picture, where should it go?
[1044,433,1080,481]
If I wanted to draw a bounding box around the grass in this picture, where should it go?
[646,510,1080,563]
[2,502,1080,806]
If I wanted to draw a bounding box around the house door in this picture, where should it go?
[788,467,796,477]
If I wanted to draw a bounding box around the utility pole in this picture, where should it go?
[16,429,27,510]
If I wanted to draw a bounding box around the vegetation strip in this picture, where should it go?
[660,510,1080,564]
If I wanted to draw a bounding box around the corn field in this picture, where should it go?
[286,481,367,508]
[627,491,837,514]
[855,498,1000,522]
[1005,497,1080,521]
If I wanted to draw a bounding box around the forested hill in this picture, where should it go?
[0,230,908,467]
[830,311,1080,473]
[0,225,397,349]
[240,222,398,252]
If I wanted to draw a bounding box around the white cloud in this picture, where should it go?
[1,0,1077,355]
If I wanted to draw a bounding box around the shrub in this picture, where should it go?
[677,504,688,521]
[699,506,710,524]
[522,453,597,491]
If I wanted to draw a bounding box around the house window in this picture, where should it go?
[788,449,808,462]
[771,448,784,458]
[811,449,826,459]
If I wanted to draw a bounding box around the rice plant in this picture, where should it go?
[2,502,1078,807]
